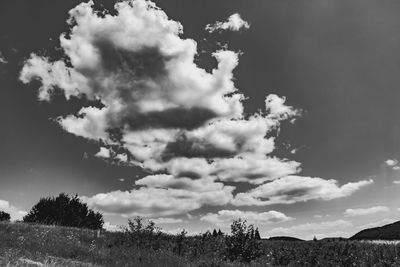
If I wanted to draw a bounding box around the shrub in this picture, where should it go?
[0,211,10,222]
[23,193,103,229]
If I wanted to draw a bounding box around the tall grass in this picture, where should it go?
[2,221,400,266]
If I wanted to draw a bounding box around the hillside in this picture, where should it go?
[350,221,400,240]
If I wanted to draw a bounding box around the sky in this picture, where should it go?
[1,0,400,240]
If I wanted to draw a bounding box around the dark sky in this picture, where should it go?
[1,0,400,238]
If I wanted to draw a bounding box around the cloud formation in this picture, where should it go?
[82,174,234,217]
[232,176,373,206]
[206,13,250,33]
[344,206,389,217]
[201,209,292,227]
[20,0,372,218]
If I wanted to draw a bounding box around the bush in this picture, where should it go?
[23,193,103,229]
[0,211,10,222]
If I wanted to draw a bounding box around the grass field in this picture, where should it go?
[2,221,400,266]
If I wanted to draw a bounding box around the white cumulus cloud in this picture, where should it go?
[206,13,250,33]
[20,0,372,218]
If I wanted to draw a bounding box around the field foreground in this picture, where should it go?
[2,222,400,266]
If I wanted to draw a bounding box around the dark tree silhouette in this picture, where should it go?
[212,229,218,237]
[23,193,103,230]
[254,227,261,240]
[217,229,223,236]
[0,211,10,222]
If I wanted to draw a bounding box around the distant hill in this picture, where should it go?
[267,236,304,242]
[351,221,400,240]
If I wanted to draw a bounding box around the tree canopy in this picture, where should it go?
[0,211,10,222]
[23,193,103,230]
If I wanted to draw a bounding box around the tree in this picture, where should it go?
[226,219,261,262]
[217,229,223,236]
[254,227,261,240]
[126,216,162,249]
[0,211,10,222]
[212,229,218,237]
[23,193,103,230]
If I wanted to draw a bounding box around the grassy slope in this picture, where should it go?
[2,222,400,266]
[0,222,190,267]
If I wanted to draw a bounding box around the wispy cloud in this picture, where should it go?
[206,13,250,33]
[201,209,292,227]
[0,51,7,64]
[344,206,389,217]
[152,217,185,224]
[232,176,373,206]
[356,218,395,229]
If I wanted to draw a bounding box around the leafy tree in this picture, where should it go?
[226,219,261,262]
[23,193,103,229]
[0,211,10,222]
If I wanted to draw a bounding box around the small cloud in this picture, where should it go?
[393,180,400,184]
[200,209,292,227]
[384,159,398,167]
[206,13,250,33]
[393,166,400,170]
[314,214,330,219]
[118,178,125,182]
[0,51,7,64]
[0,200,27,221]
[344,206,389,217]
[95,147,111,158]
[103,222,123,232]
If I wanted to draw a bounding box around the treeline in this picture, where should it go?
[0,193,103,229]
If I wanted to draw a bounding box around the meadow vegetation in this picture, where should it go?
[2,218,400,266]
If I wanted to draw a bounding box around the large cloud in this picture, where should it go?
[20,0,372,218]
[82,174,234,217]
